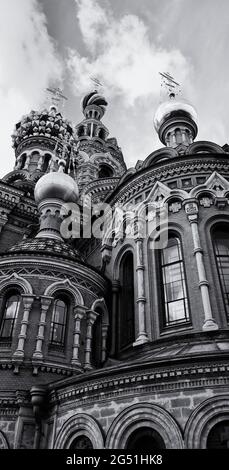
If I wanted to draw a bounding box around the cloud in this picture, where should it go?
[68,0,191,106]
[0,0,63,176]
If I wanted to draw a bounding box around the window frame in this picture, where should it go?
[49,297,68,347]
[212,225,229,320]
[119,251,135,350]
[0,290,21,340]
[158,234,191,329]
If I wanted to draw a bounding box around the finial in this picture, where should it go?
[159,72,181,101]
[90,76,103,92]
[46,86,68,110]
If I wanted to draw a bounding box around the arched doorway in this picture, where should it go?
[69,435,93,449]
[207,421,229,449]
[126,427,166,450]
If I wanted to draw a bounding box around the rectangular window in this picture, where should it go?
[160,237,190,327]
[49,299,67,346]
[214,229,229,317]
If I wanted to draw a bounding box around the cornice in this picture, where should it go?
[108,156,229,206]
[0,258,108,295]
[49,357,229,406]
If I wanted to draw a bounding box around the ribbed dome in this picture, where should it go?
[34,170,79,204]
[12,106,73,151]
[81,91,108,113]
[154,97,198,133]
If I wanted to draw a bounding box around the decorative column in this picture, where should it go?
[37,155,43,171]
[33,296,53,361]
[133,216,149,345]
[184,200,218,330]
[13,294,35,360]
[101,324,109,363]
[71,305,87,369]
[24,154,31,170]
[110,280,120,356]
[84,310,98,371]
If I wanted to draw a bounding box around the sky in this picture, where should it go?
[0,0,229,177]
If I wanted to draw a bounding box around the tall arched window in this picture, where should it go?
[159,235,190,327]
[98,164,113,179]
[0,291,20,339]
[20,154,26,170]
[91,310,102,368]
[49,297,68,346]
[213,226,229,318]
[119,252,135,349]
[42,155,51,172]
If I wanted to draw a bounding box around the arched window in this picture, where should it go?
[0,291,20,339]
[49,297,68,346]
[119,252,135,349]
[42,155,51,172]
[91,310,102,368]
[159,235,190,327]
[98,164,113,178]
[20,154,26,170]
[212,226,229,317]
[126,427,166,450]
[207,420,229,449]
[69,435,93,449]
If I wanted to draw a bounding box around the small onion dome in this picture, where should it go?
[34,162,79,204]
[153,95,198,133]
[81,91,108,119]
[12,106,73,150]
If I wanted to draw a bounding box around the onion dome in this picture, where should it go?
[81,91,108,119]
[34,160,79,204]
[153,94,198,148]
[11,105,73,154]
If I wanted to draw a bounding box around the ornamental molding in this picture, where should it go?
[0,272,33,294]
[44,279,84,306]
[50,360,229,405]
[109,158,229,206]
[0,261,107,296]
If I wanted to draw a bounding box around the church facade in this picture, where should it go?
[0,85,229,449]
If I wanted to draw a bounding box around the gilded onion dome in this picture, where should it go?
[153,93,198,148]
[34,160,79,204]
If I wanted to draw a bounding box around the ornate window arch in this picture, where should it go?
[54,413,104,449]
[0,273,33,295]
[185,395,229,448]
[106,403,183,449]
[44,280,84,306]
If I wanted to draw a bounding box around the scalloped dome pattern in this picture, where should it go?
[12,107,73,150]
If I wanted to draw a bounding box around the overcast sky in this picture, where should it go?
[0,0,229,177]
